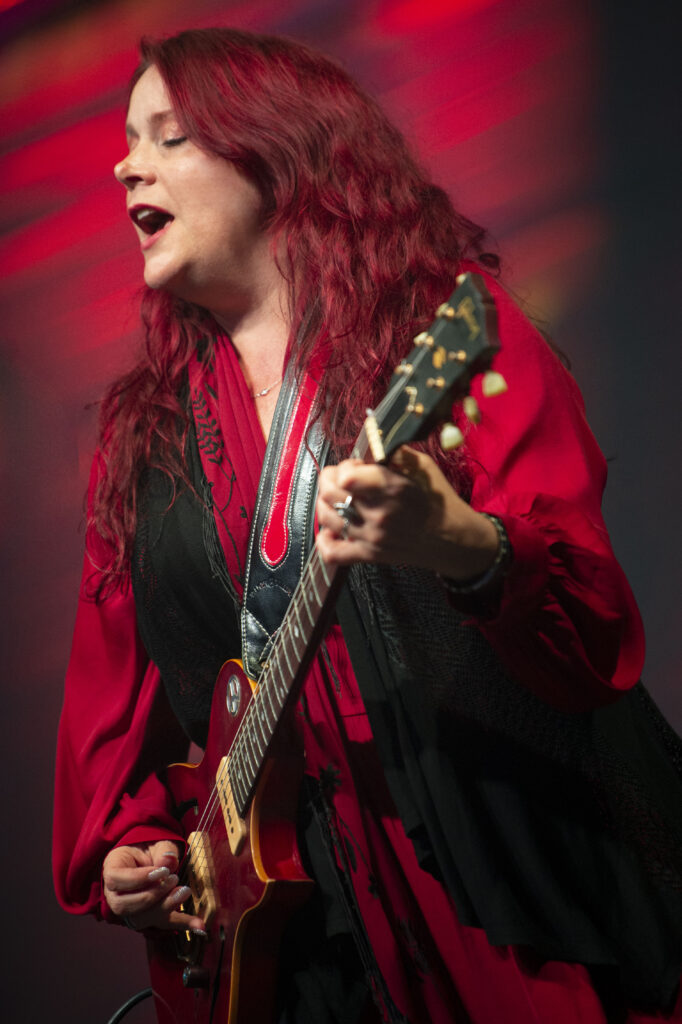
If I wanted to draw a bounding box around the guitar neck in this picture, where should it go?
[228,549,347,816]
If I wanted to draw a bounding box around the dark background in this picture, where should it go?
[1,0,679,1020]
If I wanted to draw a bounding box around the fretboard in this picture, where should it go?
[227,547,346,816]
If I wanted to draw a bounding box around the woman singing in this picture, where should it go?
[53,27,682,1023]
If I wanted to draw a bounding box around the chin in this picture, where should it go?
[143,260,183,294]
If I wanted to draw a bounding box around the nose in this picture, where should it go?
[114,151,155,190]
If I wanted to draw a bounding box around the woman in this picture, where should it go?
[53,27,682,1024]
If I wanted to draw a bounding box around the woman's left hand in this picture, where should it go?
[315,447,499,581]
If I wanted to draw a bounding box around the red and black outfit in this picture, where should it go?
[53,271,682,1022]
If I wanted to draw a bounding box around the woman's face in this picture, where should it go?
[114,65,273,316]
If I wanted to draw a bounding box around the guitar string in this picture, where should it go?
[176,551,329,891]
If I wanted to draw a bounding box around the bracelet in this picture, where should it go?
[439,514,511,596]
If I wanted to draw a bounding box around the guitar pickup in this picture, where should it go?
[217,757,248,855]
[186,830,218,927]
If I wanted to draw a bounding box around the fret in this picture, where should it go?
[274,671,288,702]
[252,702,267,759]
[243,731,257,781]
[263,676,278,730]
[227,757,248,812]
[293,600,308,646]
[287,613,304,658]
[272,644,289,691]
[280,628,294,678]
[231,768,248,818]
[258,692,273,743]
[318,554,331,587]
[312,557,328,599]
[234,748,250,805]
[300,578,316,627]
[308,562,322,607]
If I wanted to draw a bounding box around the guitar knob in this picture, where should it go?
[182,965,210,989]
[440,423,464,451]
[462,396,480,424]
[481,371,508,397]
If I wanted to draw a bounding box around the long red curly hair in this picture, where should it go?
[93,27,498,591]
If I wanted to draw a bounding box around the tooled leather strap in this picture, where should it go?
[241,359,329,679]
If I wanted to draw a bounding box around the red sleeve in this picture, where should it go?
[52,454,189,922]
[453,271,645,711]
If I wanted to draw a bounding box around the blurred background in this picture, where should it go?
[1,0,680,1020]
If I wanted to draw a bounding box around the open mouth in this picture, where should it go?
[130,205,174,236]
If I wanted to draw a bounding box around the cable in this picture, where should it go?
[106,987,153,1024]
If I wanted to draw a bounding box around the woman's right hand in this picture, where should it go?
[102,839,207,935]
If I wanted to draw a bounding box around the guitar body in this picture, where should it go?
[147,659,314,1024]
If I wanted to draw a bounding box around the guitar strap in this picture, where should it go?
[241,357,329,679]
[241,365,409,1023]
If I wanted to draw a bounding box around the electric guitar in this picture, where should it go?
[147,271,502,1023]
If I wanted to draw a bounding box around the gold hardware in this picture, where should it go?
[414,331,434,347]
[426,376,446,389]
[432,346,447,369]
[436,303,456,319]
[448,350,467,362]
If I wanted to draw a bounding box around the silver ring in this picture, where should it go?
[332,494,362,527]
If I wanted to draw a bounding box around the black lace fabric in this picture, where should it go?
[343,562,682,1007]
[132,426,242,748]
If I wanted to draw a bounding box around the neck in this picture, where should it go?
[211,274,291,387]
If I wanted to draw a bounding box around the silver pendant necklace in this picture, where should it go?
[250,378,282,399]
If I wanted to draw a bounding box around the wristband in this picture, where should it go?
[440,514,511,595]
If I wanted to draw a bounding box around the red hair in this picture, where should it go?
[93,27,497,591]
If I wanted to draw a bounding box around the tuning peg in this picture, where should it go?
[462,396,480,424]
[481,371,508,397]
[440,423,464,451]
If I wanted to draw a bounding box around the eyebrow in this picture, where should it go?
[125,109,176,140]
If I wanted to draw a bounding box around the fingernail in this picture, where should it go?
[169,885,192,906]
[148,866,170,880]
[191,927,208,938]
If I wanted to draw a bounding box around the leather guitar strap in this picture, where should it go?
[241,358,329,679]
[241,359,409,1022]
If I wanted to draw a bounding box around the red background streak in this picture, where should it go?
[1,1,679,1020]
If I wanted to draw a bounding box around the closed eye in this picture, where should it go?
[162,136,187,148]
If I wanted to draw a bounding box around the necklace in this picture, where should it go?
[250,378,282,399]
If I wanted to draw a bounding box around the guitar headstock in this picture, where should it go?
[354,271,501,463]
